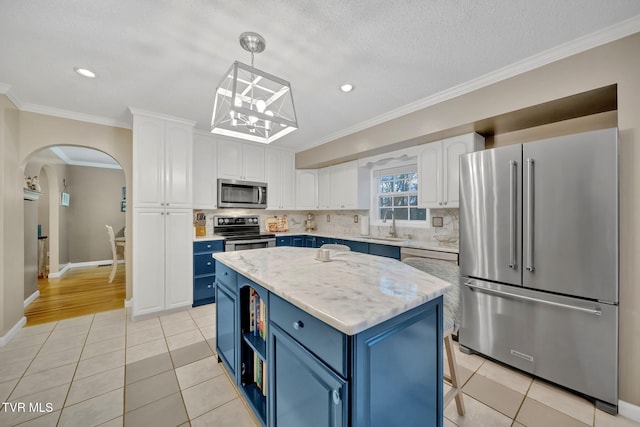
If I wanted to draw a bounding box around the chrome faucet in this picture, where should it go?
[382,210,397,237]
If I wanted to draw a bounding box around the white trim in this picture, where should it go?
[20,103,130,129]
[48,262,72,278]
[298,15,640,152]
[619,400,640,422]
[0,317,27,347]
[24,290,40,308]
[124,298,133,308]
[129,107,196,126]
[50,147,121,170]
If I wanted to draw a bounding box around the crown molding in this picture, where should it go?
[21,103,131,129]
[128,107,196,127]
[0,83,25,109]
[303,16,640,151]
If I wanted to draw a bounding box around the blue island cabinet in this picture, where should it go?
[215,261,444,427]
[192,240,224,306]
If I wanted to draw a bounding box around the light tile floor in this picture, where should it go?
[0,305,637,427]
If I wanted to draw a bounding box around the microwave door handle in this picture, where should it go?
[257,186,263,204]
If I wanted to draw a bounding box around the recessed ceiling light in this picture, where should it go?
[74,67,96,78]
[340,83,354,93]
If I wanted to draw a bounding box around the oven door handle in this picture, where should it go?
[227,238,276,245]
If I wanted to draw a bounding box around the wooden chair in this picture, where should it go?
[105,225,118,283]
[319,243,351,251]
[402,257,465,415]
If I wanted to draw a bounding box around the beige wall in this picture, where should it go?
[18,112,133,298]
[297,33,640,406]
[67,165,126,263]
[0,97,25,336]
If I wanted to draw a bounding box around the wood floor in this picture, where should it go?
[24,264,126,326]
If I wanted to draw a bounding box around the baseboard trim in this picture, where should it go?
[48,259,124,278]
[0,316,27,347]
[24,290,40,308]
[619,400,640,422]
[124,298,133,308]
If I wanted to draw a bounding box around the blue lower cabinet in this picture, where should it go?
[275,236,291,247]
[315,237,333,248]
[269,324,347,427]
[343,239,368,254]
[304,236,316,248]
[215,278,238,379]
[291,236,305,247]
[193,240,224,306]
[368,242,401,260]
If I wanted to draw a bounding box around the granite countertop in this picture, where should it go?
[213,247,451,336]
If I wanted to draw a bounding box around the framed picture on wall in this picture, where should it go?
[121,201,126,212]
[61,192,70,207]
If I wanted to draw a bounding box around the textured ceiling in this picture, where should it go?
[2,1,640,153]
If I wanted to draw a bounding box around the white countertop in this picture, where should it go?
[273,231,459,253]
[193,235,225,242]
[213,247,451,336]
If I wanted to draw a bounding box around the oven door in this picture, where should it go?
[225,238,276,252]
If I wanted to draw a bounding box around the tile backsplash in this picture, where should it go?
[194,208,459,247]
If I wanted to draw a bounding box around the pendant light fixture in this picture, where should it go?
[210,32,298,144]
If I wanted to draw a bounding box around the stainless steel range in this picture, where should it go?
[214,215,275,252]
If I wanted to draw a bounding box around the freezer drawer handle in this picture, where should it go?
[509,160,517,269]
[464,282,602,316]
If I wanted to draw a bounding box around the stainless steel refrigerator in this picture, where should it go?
[459,128,618,413]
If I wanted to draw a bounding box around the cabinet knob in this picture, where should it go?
[207,262,212,266]
[439,202,443,206]
[332,389,340,405]
[224,272,228,276]
[293,321,304,330]
[443,202,447,206]
[207,284,212,288]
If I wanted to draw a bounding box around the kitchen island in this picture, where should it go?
[214,246,451,427]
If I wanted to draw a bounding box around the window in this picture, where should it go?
[374,165,427,222]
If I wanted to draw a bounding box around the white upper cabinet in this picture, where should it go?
[132,112,194,208]
[319,160,370,210]
[318,167,331,209]
[265,149,295,210]
[217,139,265,182]
[192,134,218,209]
[296,169,318,210]
[418,133,484,208]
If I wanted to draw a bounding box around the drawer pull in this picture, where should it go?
[293,321,304,330]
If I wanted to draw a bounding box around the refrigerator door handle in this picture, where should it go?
[509,160,517,269]
[526,158,535,272]
[464,281,602,316]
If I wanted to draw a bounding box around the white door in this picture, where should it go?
[318,167,332,209]
[132,208,166,317]
[192,135,217,208]
[164,121,193,208]
[243,144,266,182]
[265,149,282,209]
[133,116,165,208]
[280,151,295,209]
[340,161,359,209]
[329,164,346,209]
[217,139,244,179]
[418,142,442,208]
[442,138,468,208]
[164,209,194,310]
[296,169,318,210]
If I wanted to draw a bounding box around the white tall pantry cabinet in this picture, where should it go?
[131,109,195,318]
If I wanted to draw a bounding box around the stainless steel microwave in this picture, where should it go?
[217,179,268,209]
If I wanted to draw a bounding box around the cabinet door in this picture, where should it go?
[265,149,282,209]
[132,209,166,317]
[418,142,442,208]
[318,168,332,209]
[217,139,244,179]
[280,151,295,209]
[269,325,347,427]
[193,134,217,208]
[165,209,194,309]
[243,144,266,182]
[164,121,193,208]
[341,161,360,209]
[329,164,345,209]
[133,116,165,207]
[296,169,318,210]
[442,138,468,208]
[216,282,238,379]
